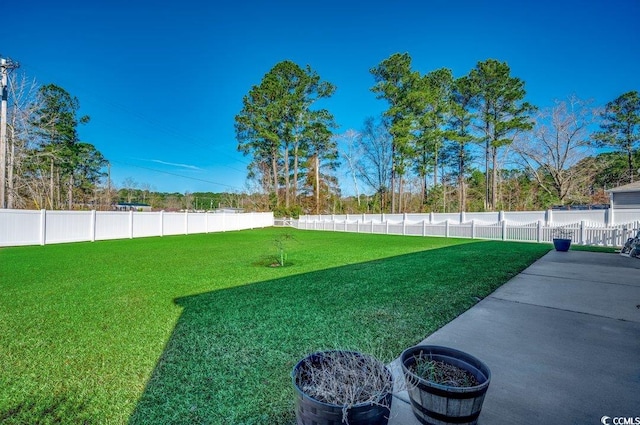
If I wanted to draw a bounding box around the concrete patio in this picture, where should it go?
[388,250,640,425]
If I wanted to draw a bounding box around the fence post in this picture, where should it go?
[502,220,507,241]
[40,209,46,246]
[386,220,389,234]
[90,210,96,242]
[471,220,476,239]
[580,220,586,245]
[206,212,210,233]
[445,220,450,238]
[333,219,336,232]
[460,211,466,224]
[546,209,553,226]
[371,220,374,234]
[498,210,505,223]
[537,220,542,243]
[403,213,407,235]
[185,210,189,235]
[129,210,134,239]
[160,210,164,236]
[429,212,434,224]
[356,220,360,233]
[423,220,427,237]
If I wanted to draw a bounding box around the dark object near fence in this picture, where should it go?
[553,238,572,252]
[401,345,491,425]
[292,350,393,425]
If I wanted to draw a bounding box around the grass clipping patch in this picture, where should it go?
[294,351,393,406]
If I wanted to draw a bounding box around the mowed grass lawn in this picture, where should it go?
[0,228,551,424]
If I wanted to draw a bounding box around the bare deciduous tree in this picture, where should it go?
[514,96,599,204]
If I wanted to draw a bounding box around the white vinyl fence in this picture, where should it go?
[0,209,274,247]
[295,209,640,247]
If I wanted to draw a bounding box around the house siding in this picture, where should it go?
[612,192,640,209]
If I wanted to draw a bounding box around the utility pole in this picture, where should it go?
[1,57,20,209]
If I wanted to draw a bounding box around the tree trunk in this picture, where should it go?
[293,142,299,204]
[491,146,498,211]
[7,127,14,209]
[391,145,396,214]
[628,147,634,183]
[271,152,279,206]
[315,154,320,215]
[283,146,290,209]
[68,173,74,210]
[459,143,466,213]
[49,158,55,209]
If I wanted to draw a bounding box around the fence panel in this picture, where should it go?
[0,209,42,246]
[46,211,92,244]
[503,211,546,224]
[507,223,537,242]
[162,213,186,235]
[187,213,207,234]
[132,212,162,238]
[449,224,472,238]
[464,212,500,224]
[96,212,130,240]
[614,211,640,225]
[0,210,274,247]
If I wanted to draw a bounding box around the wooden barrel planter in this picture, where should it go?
[292,350,393,425]
[400,345,491,425]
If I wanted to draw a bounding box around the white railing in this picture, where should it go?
[295,209,640,247]
[0,209,274,247]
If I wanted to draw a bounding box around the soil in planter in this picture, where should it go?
[410,357,480,388]
[295,351,392,406]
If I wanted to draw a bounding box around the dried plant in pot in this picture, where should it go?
[291,350,394,425]
[552,227,572,252]
[400,345,491,425]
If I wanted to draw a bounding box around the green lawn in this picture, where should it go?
[0,228,551,424]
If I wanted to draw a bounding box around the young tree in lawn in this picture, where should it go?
[370,53,417,213]
[468,59,535,211]
[235,61,336,209]
[356,117,393,212]
[514,96,598,204]
[593,90,640,183]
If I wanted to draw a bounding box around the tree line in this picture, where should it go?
[3,54,638,214]
[236,54,640,215]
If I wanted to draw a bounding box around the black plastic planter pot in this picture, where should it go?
[292,351,393,425]
[400,345,491,425]
[553,238,572,252]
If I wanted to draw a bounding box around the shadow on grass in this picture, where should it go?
[127,241,549,425]
[0,393,96,425]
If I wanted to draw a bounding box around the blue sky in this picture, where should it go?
[3,0,639,194]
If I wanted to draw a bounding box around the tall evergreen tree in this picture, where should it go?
[370,53,417,213]
[468,59,535,210]
[593,90,640,183]
[235,61,335,209]
[448,76,476,212]
[31,84,92,209]
[412,68,453,208]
